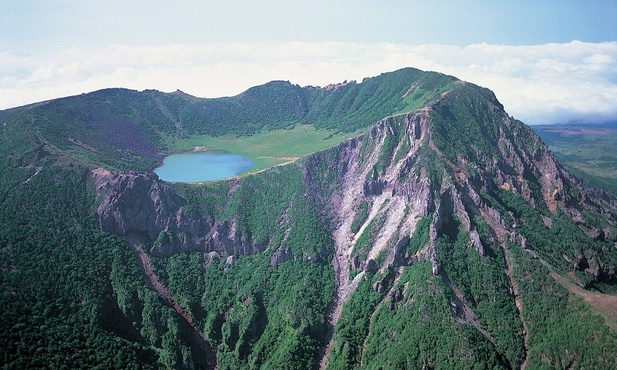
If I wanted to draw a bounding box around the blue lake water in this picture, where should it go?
[154,152,254,182]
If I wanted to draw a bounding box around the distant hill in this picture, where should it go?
[533,123,617,197]
[1,68,617,369]
[0,68,456,172]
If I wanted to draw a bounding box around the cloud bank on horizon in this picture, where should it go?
[1,41,616,125]
[2,1,616,124]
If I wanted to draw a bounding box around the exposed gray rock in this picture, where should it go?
[392,235,410,267]
[363,167,387,196]
[270,248,294,266]
[388,287,404,310]
[541,215,553,229]
[226,255,235,265]
[92,170,264,258]
[371,269,394,293]
[431,259,441,276]
[205,251,220,267]
[88,84,617,305]
[364,259,378,273]
[591,228,605,241]
[469,230,485,256]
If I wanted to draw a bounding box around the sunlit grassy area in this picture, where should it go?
[162,124,364,172]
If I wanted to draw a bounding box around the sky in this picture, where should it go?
[1,0,616,124]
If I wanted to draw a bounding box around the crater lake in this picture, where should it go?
[155,151,254,182]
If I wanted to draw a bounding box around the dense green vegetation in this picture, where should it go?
[304,69,456,132]
[329,262,511,369]
[484,186,617,292]
[435,213,524,367]
[2,67,617,369]
[430,84,506,163]
[0,68,455,174]
[0,84,341,367]
[0,163,336,369]
[327,274,385,369]
[159,164,336,368]
[509,245,617,368]
[0,167,164,368]
[152,253,333,369]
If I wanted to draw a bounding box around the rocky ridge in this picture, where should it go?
[93,81,616,279]
[90,79,617,369]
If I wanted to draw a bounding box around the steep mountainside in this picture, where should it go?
[2,68,617,369]
[533,123,617,198]
[0,68,455,172]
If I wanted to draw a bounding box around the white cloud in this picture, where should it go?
[1,41,616,124]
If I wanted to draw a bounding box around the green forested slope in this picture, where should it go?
[0,166,161,368]
[0,162,337,368]
[0,68,455,172]
[1,68,617,369]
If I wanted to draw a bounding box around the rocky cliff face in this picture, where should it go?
[92,81,617,281]
[8,67,617,369]
[92,169,263,257]
[88,78,617,369]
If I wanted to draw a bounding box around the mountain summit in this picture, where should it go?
[1,68,617,369]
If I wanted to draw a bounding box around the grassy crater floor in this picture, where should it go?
[161,124,363,173]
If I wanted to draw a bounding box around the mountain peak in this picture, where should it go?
[2,67,617,369]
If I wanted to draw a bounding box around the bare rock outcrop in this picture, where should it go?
[469,230,485,256]
[270,248,294,266]
[92,170,263,257]
[94,171,187,237]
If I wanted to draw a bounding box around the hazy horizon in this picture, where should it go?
[1,1,616,124]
